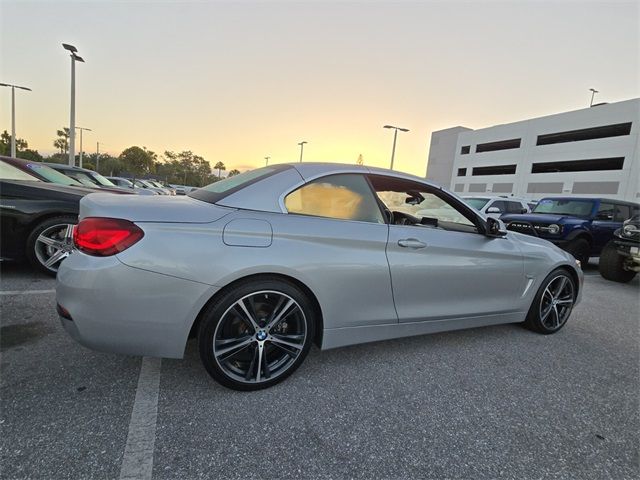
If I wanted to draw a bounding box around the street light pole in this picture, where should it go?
[298,141,307,163]
[63,44,84,166]
[589,88,599,107]
[0,82,32,157]
[75,127,92,168]
[264,156,271,166]
[383,125,409,170]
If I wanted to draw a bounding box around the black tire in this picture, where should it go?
[599,242,636,283]
[524,269,576,334]
[25,215,77,277]
[198,277,315,391]
[565,238,590,266]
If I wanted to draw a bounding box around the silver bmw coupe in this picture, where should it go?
[57,163,583,390]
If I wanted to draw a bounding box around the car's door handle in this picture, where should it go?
[398,238,427,249]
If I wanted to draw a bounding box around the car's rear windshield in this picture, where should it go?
[189,165,287,204]
[25,163,83,186]
[533,198,595,218]
[464,197,490,210]
[0,160,41,181]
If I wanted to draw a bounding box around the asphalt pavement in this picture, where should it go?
[1,260,638,479]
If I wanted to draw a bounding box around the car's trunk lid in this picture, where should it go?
[79,192,234,223]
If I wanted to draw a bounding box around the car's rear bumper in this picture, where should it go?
[56,253,218,358]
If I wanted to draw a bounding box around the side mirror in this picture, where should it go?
[486,217,507,237]
[486,206,501,214]
[520,208,528,214]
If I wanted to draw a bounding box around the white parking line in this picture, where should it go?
[0,289,56,296]
[120,357,162,480]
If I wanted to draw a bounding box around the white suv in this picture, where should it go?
[464,196,530,218]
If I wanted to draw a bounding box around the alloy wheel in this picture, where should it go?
[212,290,307,384]
[539,275,575,330]
[34,223,75,273]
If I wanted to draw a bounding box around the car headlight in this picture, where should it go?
[623,223,639,237]
[575,259,582,269]
[547,224,560,234]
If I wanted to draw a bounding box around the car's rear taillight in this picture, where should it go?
[73,217,144,256]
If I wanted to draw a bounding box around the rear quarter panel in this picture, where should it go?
[116,209,398,330]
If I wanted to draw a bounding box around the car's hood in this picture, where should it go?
[501,213,575,223]
[1,179,96,197]
[79,192,234,223]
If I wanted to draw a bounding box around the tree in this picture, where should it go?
[94,155,122,176]
[17,149,43,162]
[53,128,70,154]
[0,130,41,160]
[1,130,28,156]
[214,161,226,178]
[156,150,212,187]
[119,146,156,180]
[228,169,241,177]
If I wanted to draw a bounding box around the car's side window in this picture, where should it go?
[490,200,507,212]
[505,201,524,213]
[368,175,480,234]
[595,202,615,221]
[284,174,385,224]
[614,205,630,222]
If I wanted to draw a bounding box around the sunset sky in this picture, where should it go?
[1,1,638,176]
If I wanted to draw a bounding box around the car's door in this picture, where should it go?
[275,173,397,329]
[591,201,622,252]
[369,175,525,323]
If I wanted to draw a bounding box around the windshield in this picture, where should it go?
[87,171,116,186]
[114,178,134,187]
[65,171,99,186]
[0,160,42,181]
[464,198,490,210]
[25,163,83,186]
[533,198,595,218]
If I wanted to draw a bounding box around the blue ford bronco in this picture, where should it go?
[501,197,640,265]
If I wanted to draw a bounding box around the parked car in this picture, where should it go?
[599,215,640,283]
[169,184,198,195]
[501,197,640,265]
[463,196,530,218]
[43,163,136,195]
[2,156,134,195]
[57,163,582,391]
[133,179,170,195]
[106,176,157,195]
[147,180,176,195]
[0,159,96,275]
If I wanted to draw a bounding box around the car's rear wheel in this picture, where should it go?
[198,278,315,391]
[565,238,590,266]
[25,215,77,277]
[599,242,636,283]
[524,269,576,334]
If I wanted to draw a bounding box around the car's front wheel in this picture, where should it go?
[25,215,77,276]
[524,269,576,334]
[198,278,315,391]
[599,242,636,283]
[565,238,590,266]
